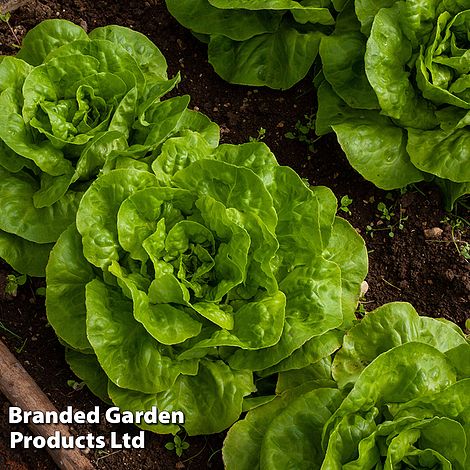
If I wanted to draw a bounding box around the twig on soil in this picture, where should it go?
[0,339,95,470]
[381,277,402,291]
[95,449,122,463]
[0,321,21,340]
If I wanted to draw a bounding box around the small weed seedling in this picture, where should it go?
[339,195,353,215]
[285,113,319,153]
[249,127,266,142]
[5,273,27,297]
[165,434,190,458]
[0,11,20,46]
[67,379,85,391]
[366,194,408,238]
[377,201,393,221]
[35,287,46,297]
[440,214,470,262]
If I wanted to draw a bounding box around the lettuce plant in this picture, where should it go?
[0,19,217,276]
[165,0,343,89]
[46,136,367,435]
[223,302,470,468]
[316,0,470,208]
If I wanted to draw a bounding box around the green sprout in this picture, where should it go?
[5,273,27,297]
[249,127,266,142]
[35,287,46,297]
[0,11,20,46]
[67,380,85,391]
[339,195,353,215]
[377,201,393,221]
[367,196,408,238]
[285,113,319,153]
[440,215,469,262]
[165,434,190,457]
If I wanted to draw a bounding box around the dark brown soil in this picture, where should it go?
[0,0,469,469]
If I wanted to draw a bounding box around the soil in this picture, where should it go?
[0,0,468,469]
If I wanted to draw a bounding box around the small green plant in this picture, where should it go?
[67,379,85,391]
[165,434,190,457]
[0,11,20,46]
[285,113,319,153]
[377,201,393,221]
[249,127,266,142]
[366,195,408,238]
[440,215,469,262]
[5,273,27,297]
[35,287,46,297]
[339,195,353,215]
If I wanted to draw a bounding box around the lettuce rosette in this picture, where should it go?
[46,136,367,435]
[165,0,341,89]
[316,0,470,208]
[0,19,217,276]
[223,302,470,469]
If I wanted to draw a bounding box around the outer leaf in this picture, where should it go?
[16,19,88,65]
[210,0,335,25]
[208,26,323,89]
[0,113,73,175]
[324,343,458,448]
[46,224,94,351]
[224,376,341,470]
[109,360,255,435]
[323,217,368,329]
[407,126,470,182]
[260,388,343,469]
[0,230,52,277]
[89,25,168,81]
[333,112,425,189]
[0,168,81,243]
[270,170,337,266]
[332,302,467,389]
[320,31,379,109]
[165,0,283,41]
[365,6,437,129]
[65,349,111,403]
[86,279,199,394]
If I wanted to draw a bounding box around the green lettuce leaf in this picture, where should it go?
[318,0,470,207]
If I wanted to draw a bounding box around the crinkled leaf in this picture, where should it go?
[17,19,88,66]
[86,278,199,394]
[109,360,255,435]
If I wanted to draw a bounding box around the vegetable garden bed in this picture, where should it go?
[0,1,468,469]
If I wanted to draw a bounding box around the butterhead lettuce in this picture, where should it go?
[46,136,368,435]
[316,0,470,208]
[0,19,217,275]
[165,0,341,89]
[223,302,470,469]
